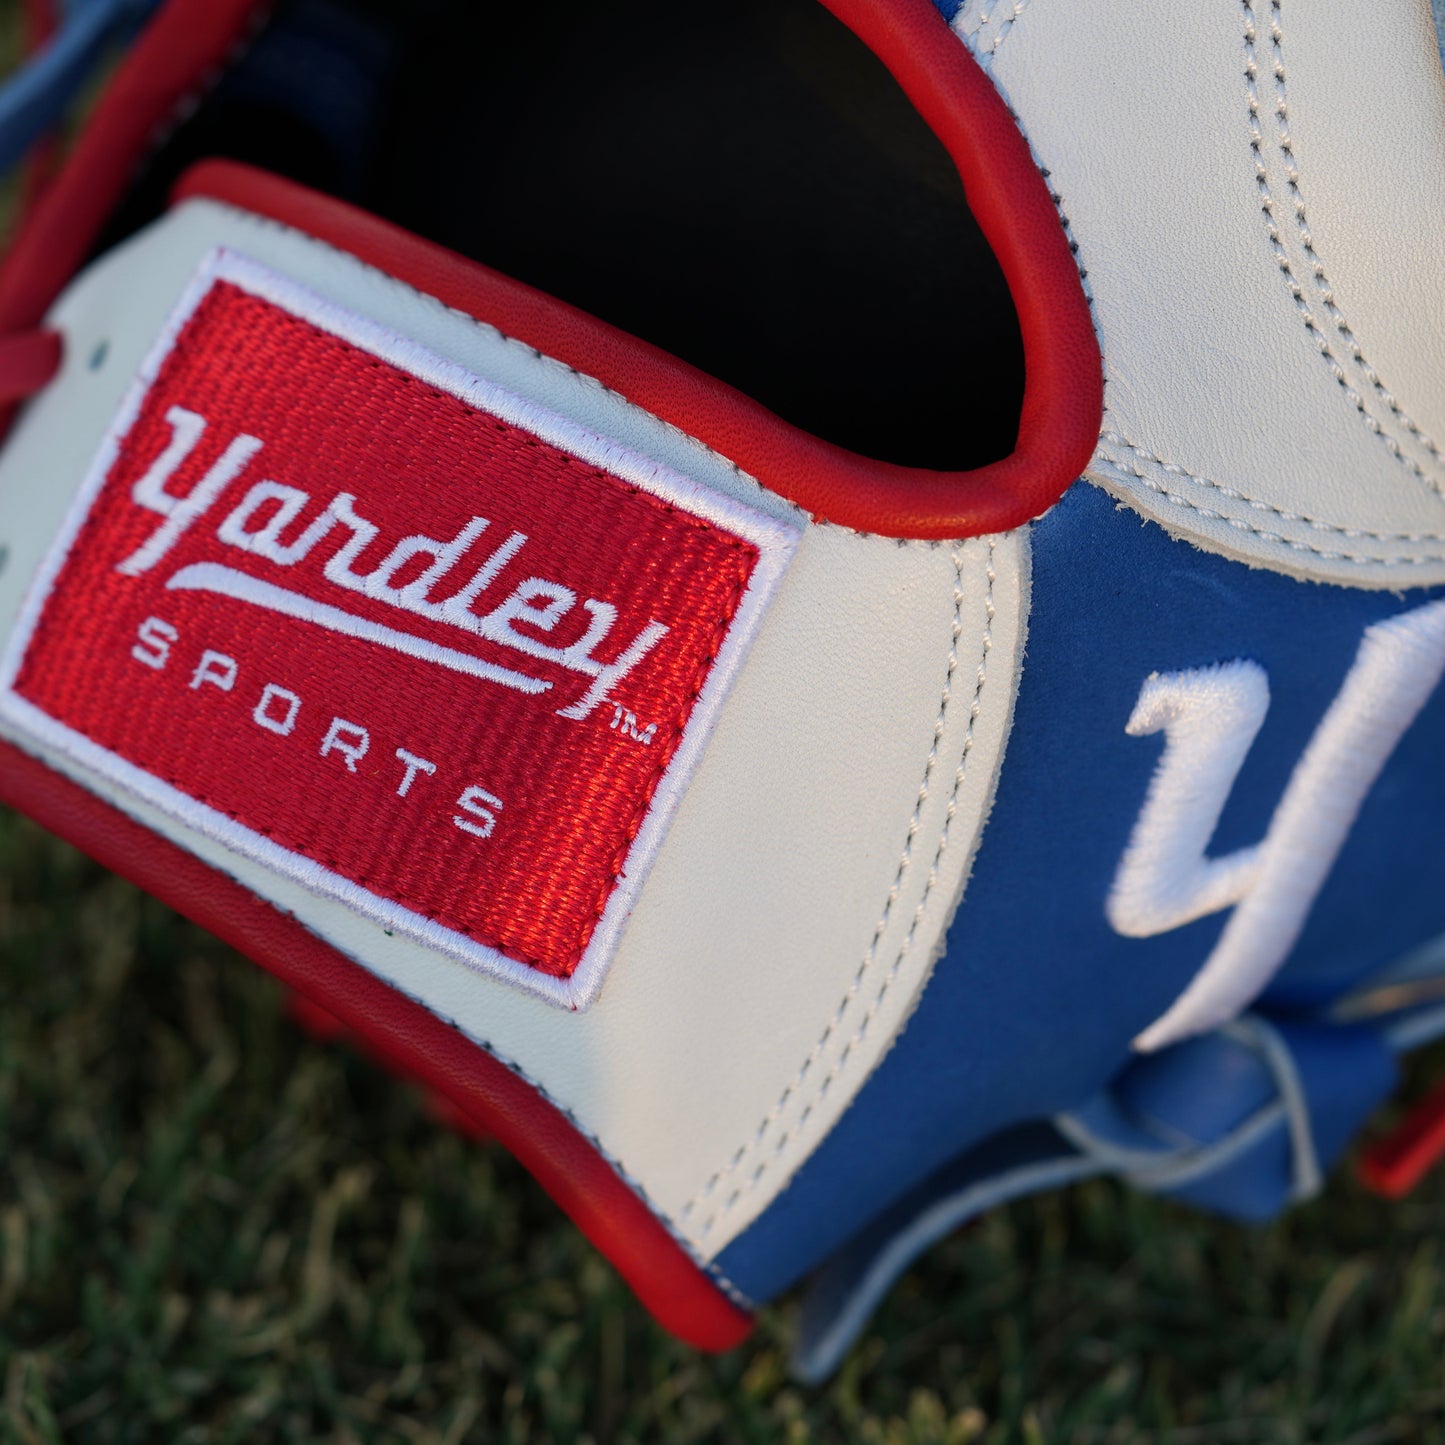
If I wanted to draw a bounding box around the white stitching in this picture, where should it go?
[1266,0,1444,473]
[950,0,987,41]
[971,4,1445,570]
[398,989,756,1309]
[943,13,1105,370]
[205,204,794,504]
[198,201,974,548]
[1244,0,1445,494]
[977,0,1033,62]
[682,541,993,1235]
[682,539,998,1241]
[175,200,996,1271]
[1098,431,1445,545]
[0,716,757,1309]
[982,3,1445,568]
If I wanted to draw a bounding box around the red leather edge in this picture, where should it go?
[819,0,1102,531]
[0,738,753,1350]
[22,0,58,47]
[1,0,1100,538]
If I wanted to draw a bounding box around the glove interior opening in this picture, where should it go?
[102,0,1025,472]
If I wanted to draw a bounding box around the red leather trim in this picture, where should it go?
[0,330,61,402]
[22,0,58,47]
[0,0,269,435]
[0,739,753,1350]
[819,0,1102,530]
[0,0,756,1350]
[1358,1075,1445,1199]
[19,0,63,213]
[175,0,1101,538]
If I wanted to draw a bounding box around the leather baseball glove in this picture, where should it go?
[0,0,1441,1380]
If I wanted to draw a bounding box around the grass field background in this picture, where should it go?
[0,821,1442,1444]
[0,5,1443,1438]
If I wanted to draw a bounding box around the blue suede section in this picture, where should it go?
[929,0,965,20]
[716,483,1445,1302]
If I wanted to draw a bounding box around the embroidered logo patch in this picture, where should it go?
[0,250,798,1008]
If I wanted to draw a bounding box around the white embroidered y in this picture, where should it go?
[1114,598,1445,1052]
[1108,662,1271,939]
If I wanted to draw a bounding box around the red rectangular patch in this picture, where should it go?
[0,252,797,1007]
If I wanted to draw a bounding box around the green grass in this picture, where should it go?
[0,811,1441,1443]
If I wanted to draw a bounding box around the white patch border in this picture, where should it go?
[0,248,802,1011]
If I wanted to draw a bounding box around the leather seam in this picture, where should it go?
[1093,427,1445,564]
[952,12,1106,421]
[1244,0,1445,495]
[20,273,763,983]
[681,537,998,1242]
[331,970,758,1311]
[445,1009,755,1311]
[1092,427,1445,563]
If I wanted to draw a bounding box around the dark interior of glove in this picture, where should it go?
[104,0,1024,471]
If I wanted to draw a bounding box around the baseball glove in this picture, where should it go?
[0,0,1442,1381]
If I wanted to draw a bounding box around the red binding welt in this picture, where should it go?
[0,329,60,401]
[0,0,273,340]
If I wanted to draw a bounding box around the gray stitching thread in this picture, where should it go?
[1098,430,1445,544]
[414,992,756,1309]
[971,4,1443,568]
[1265,0,1444,472]
[350,978,757,1306]
[683,539,998,1240]
[96,205,781,1296]
[1094,429,1445,565]
[0,724,754,1310]
[944,10,1103,353]
[1244,0,1445,494]
[182,201,999,1277]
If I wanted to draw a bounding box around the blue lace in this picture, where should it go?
[0,0,163,178]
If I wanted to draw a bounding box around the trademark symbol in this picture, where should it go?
[609,704,657,745]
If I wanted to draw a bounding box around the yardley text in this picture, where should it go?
[116,404,670,719]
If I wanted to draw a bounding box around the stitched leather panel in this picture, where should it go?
[973,0,1445,585]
